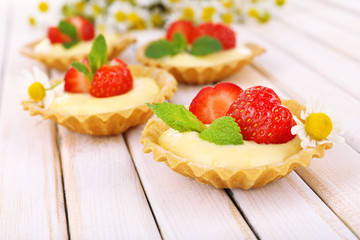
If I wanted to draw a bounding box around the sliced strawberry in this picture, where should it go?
[196,23,236,50]
[47,27,72,44]
[226,86,296,144]
[189,82,243,124]
[64,59,91,93]
[166,20,199,44]
[90,58,133,98]
[66,16,95,41]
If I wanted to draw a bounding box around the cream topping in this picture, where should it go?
[156,46,252,67]
[49,77,159,115]
[159,128,302,169]
[34,33,119,57]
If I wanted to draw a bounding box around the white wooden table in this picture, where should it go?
[0,0,360,239]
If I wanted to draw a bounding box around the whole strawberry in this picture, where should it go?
[90,58,133,98]
[196,23,236,50]
[226,86,296,144]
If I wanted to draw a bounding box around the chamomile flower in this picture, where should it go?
[291,98,345,149]
[21,67,60,109]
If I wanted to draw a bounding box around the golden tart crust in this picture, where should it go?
[140,99,332,189]
[136,43,265,85]
[22,65,177,136]
[21,33,136,71]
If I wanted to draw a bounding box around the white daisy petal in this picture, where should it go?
[43,90,55,109]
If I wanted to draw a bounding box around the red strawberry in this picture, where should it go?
[166,20,199,44]
[90,58,133,98]
[226,86,296,144]
[196,23,236,50]
[64,58,91,93]
[66,16,95,41]
[48,27,72,44]
[189,82,243,124]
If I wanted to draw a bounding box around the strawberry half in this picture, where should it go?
[48,27,72,44]
[90,58,133,98]
[189,82,243,124]
[226,86,296,144]
[66,16,95,41]
[64,58,91,93]
[166,20,199,44]
[196,23,236,50]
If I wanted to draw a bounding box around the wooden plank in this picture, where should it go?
[125,128,257,239]
[233,26,360,152]
[272,2,360,62]
[226,67,359,238]
[318,0,360,15]
[240,19,360,102]
[294,0,360,35]
[0,0,9,108]
[0,2,68,239]
[57,127,161,240]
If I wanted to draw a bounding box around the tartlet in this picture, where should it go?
[21,33,136,71]
[141,99,332,190]
[137,43,264,85]
[22,65,177,135]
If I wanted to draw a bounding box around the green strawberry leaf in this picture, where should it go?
[199,116,244,145]
[171,33,187,55]
[59,20,78,39]
[71,62,93,81]
[191,36,223,56]
[89,34,107,74]
[145,40,174,59]
[63,40,79,49]
[147,102,206,133]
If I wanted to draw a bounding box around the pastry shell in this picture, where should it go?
[22,65,177,136]
[136,43,265,85]
[140,99,332,189]
[21,33,136,71]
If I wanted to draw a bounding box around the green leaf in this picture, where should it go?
[145,40,174,59]
[63,40,79,49]
[59,20,78,39]
[199,116,244,145]
[71,62,93,81]
[191,36,223,56]
[89,34,107,74]
[147,102,206,133]
[171,33,187,55]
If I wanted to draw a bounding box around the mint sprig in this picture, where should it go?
[145,33,222,59]
[71,34,107,81]
[59,20,78,39]
[199,116,243,145]
[191,36,223,56]
[147,102,244,145]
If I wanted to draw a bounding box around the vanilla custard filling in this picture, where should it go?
[159,128,302,169]
[34,33,119,57]
[157,46,252,67]
[49,77,159,115]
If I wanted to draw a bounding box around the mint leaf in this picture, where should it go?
[145,40,174,59]
[171,33,187,55]
[59,20,78,39]
[199,116,243,145]
[63,40,79,49]
[147,102,206,133]
[191,36,223,56]
[71,62,93,81]
[89,34,107,74]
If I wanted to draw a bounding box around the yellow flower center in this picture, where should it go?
[223,0,233,9]
[28,82,46,101]
[115,11,126,22]
[202,7,216,22]
[257,11,271,23]
[128,13,146,29]
[221,13,233,24]
[151,13,164,27]
[275,0,286,6]
[248,8,259,18]
[182,7,194,21]
[305,113,333,141]
[92,4,102,15]
[38,2,49,13]
[28,17,36,26]
[75,1,85,12]
[169,0,180,2]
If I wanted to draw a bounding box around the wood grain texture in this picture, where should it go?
[233,26,360,152]
[125,128,256,240]
[0,2,68,239]
[57,126,161,240]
